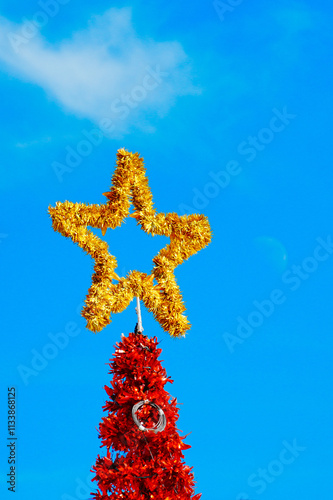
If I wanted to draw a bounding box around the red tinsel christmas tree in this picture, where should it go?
[91,331,202,499]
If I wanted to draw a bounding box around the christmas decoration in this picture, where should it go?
[50,148,211,498]
[49,148,212,337]
[91,330,202,500]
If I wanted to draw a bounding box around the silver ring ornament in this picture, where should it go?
[132,400,166,433]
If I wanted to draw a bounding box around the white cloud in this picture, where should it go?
[0,8,198,135]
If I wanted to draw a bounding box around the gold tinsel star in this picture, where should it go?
[48,149,212,337]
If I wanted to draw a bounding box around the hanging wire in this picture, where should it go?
[132,400,166,433]
[142,432,156,462]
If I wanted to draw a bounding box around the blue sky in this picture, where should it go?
[1,0,333,498]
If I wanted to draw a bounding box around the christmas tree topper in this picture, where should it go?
[49,148,212,337]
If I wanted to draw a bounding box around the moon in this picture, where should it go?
[254,236,288,272]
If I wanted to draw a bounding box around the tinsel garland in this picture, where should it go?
[49,149,212,337]
[91,331,202,500]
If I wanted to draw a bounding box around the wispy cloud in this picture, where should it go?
[15,137,51,148]
[0,8,198,134]
[269,3,321,61]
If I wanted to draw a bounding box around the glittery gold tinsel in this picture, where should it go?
[48,149,212,337]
